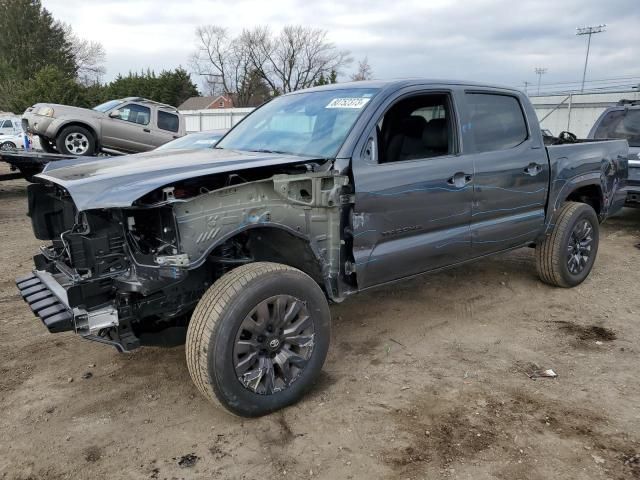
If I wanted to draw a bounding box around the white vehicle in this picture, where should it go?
[0,132,25,151]
[0,117,21,136]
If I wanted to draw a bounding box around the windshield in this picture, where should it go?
[93,100,123,113]
[594,109,640,147]
[156,131,226,151]
[216,88,379,157]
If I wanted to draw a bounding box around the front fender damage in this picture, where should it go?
[171,171,350,300]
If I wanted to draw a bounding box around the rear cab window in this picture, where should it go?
[158,110,180,132]
[465,93,528,152]
[593,109,640,147]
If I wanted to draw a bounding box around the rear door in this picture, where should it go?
[351,89,474,288]
[101,103,156,152]
[463,91,549,257]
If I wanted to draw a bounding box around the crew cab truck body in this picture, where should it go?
[17,80,628,417]
[22,97,185,156]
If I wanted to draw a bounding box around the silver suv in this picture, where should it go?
[22,97,185,156]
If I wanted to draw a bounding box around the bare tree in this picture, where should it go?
[62,23,106,85]
[190,26,235,96]
[351,56,373,81]
[190,25,352,102]
[243,25,351,94]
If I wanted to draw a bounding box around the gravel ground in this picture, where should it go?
[1,171,639,480]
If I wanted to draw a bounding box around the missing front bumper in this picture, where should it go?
[15,270,118,334]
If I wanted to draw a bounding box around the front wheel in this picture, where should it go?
[56,125,96,156]
[186,262,331,417]
[39,136,57,153]
[536,201,599,287]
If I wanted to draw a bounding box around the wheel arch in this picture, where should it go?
[204,224,327,293]
[565,183,603,217]
[54,121,100,150]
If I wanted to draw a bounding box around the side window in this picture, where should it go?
[158,110,179,132]
[466,93,528,152]
[376,94,453,164]
[3,120,13,128]
[114,104,151,125]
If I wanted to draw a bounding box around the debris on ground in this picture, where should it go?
[81,372,93,379]
[177,453,199,468]
[527,369,558,379]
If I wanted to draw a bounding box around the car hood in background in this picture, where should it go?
[37,148,318,211]
[26,103,104,121]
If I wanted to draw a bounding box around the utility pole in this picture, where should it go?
[576,25,606,93]
[523,81,531,94]
[534,68,547,95]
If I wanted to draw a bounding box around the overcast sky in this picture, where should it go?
[44,0,640,93]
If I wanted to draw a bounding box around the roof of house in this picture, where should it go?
[178,95,230,110]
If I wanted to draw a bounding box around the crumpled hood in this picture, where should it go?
[37,148,316,211]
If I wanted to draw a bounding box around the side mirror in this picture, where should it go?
[108,110,120,119]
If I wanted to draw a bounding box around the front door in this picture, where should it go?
[102,103,155,152]
[463,92,549,257]
[351,91,474,288]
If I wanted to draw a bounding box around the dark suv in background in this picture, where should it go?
[589,99,640,206]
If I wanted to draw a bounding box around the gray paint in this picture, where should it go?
[37,148,321,211]
[34,79,628,295]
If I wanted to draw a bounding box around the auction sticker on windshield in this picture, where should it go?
[326,98,370,109]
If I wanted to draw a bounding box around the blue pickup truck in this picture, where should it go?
[18,79,628,416]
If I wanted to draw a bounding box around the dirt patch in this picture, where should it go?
[2,176,640,480]
[383,387,639,479]
[176,453,199,468]
[554,320,617,342]
[83,446,102,463]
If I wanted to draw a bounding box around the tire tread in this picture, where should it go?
[185,262,299,412]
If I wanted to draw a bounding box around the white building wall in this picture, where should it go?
[530,90,640,138]
[179,108,254,132]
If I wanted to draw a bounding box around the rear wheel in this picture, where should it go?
[186,262,331,417]
[536,202,599,287]
[56,126,96,156]
[0,141,16,151]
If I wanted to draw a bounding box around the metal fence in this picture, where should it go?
[181,90,640,139]
[179,108,254,132]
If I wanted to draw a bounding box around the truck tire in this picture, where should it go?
[186,262,331,417]
[536,201,599,288]
[56,125,96,156]
[39,137,56,153]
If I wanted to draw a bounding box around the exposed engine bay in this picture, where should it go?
[22,164,351,352]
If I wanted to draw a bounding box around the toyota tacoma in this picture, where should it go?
[17,80,628,416]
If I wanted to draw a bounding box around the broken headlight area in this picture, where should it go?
[28,183,129,280]
[23,183,207,351]
[124,205,184,269]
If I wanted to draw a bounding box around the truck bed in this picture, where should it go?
[545,138,628,219]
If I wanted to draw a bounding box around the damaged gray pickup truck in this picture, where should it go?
[17,80,628,416]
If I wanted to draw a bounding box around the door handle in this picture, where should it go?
[524,163,542,176]
[143,128,151,133]
[447,172,473,188]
